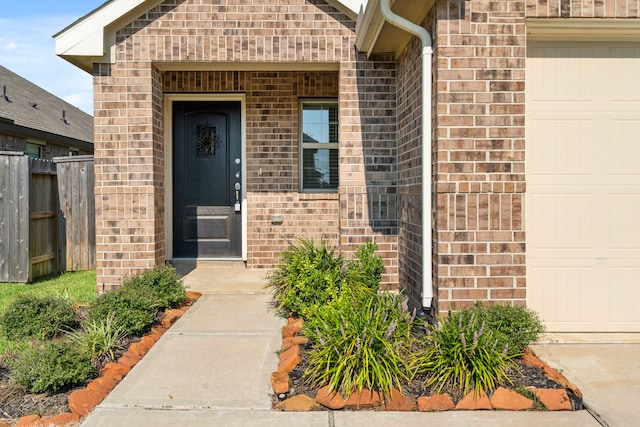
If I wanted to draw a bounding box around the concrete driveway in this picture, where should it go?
[532,333,640,427]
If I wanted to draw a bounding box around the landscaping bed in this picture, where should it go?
[0,266,195,427]
[265,239,584,413]
[272,316,583,412]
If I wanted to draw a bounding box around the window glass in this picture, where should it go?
[26,143,42,159]
[301,101,338,191]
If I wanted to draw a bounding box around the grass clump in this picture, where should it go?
[303,291,419,397]
[8,339,95,394]
[0,295,78,341]
[413,309,517,399]
[68,313,127,367]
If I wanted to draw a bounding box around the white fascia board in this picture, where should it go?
[327,0,367,20]
[355,0,384,55]
[54,0,157,71]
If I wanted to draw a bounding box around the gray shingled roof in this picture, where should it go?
[0,65,93,146]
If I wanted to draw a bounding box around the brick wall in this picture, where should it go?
[92,0,399,290]
[526,0,640,17]
[164,70,341,268]
[413,0,638,314]
[396,8,438,308]
[428,0,527,314]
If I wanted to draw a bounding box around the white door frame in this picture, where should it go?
[164,93,247,261]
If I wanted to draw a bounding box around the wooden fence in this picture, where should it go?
[55,156,95,272]
[0,152,95,283]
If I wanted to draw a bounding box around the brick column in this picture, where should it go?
[433,0,526,313]
[93,63,165,291]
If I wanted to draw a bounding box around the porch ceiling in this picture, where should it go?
[356,0,434,58]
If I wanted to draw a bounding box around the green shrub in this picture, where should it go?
[303,291,419,397]
[344,241,384,293]
[0,295,78,341]
[123,264,186,310]
[266,239,386,319]
[68,313,127,364]
[474,302,545,356]
[266,239,344,319]
[414,309,517,399]
[88,285,159,337]
[8,339,95,394]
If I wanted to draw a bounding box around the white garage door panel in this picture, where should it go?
[609,194,640,249]
[528,266,595,328]
[609,268,640,323]
[527,41,640,332]
[528,193,594,251]
[610,120,640,175]
[528,119,595,178]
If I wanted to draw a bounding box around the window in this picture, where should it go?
[300,100,338,192]
[26,143,42,159]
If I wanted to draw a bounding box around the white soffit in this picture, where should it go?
[356,0,434,57]
[527,18,640,41]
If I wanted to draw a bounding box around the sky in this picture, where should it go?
[0,1,106,115]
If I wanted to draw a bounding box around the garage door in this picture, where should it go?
[526,41,640,332]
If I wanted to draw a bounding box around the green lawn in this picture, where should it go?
[0,269,97,354]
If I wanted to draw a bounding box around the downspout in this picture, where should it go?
[379,0,433,311]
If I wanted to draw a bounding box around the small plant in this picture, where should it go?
[0,295,78,341]
[303,291,419,397]
[414,309,517,399]
[474,302,545,356]
[8,339,95,394]
[266,239,344,319]
[88,285,159,336]
[515,385,545,410]
[123,264,186,310]
[344,241,384,293]
[68,313,127,366]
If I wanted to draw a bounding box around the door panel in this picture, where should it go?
[173,101,241,258]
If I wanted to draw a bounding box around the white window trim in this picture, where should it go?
[299,99,339,193]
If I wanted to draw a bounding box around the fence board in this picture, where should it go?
[28,157,57,282]
[0,152,30,282]
[0,155,9,281]
[55,156,95,272]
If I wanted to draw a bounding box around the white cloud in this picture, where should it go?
[0,16,94,115]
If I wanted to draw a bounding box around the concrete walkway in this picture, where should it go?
[80,266,631,426]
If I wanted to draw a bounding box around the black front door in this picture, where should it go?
[173,101,242,258]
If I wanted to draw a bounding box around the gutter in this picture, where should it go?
[379,0,433,311]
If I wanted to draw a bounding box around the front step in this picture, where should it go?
[169,259,246,271]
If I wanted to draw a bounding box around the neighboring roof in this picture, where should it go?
[0,65,93,150]
[54,0,365,73]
